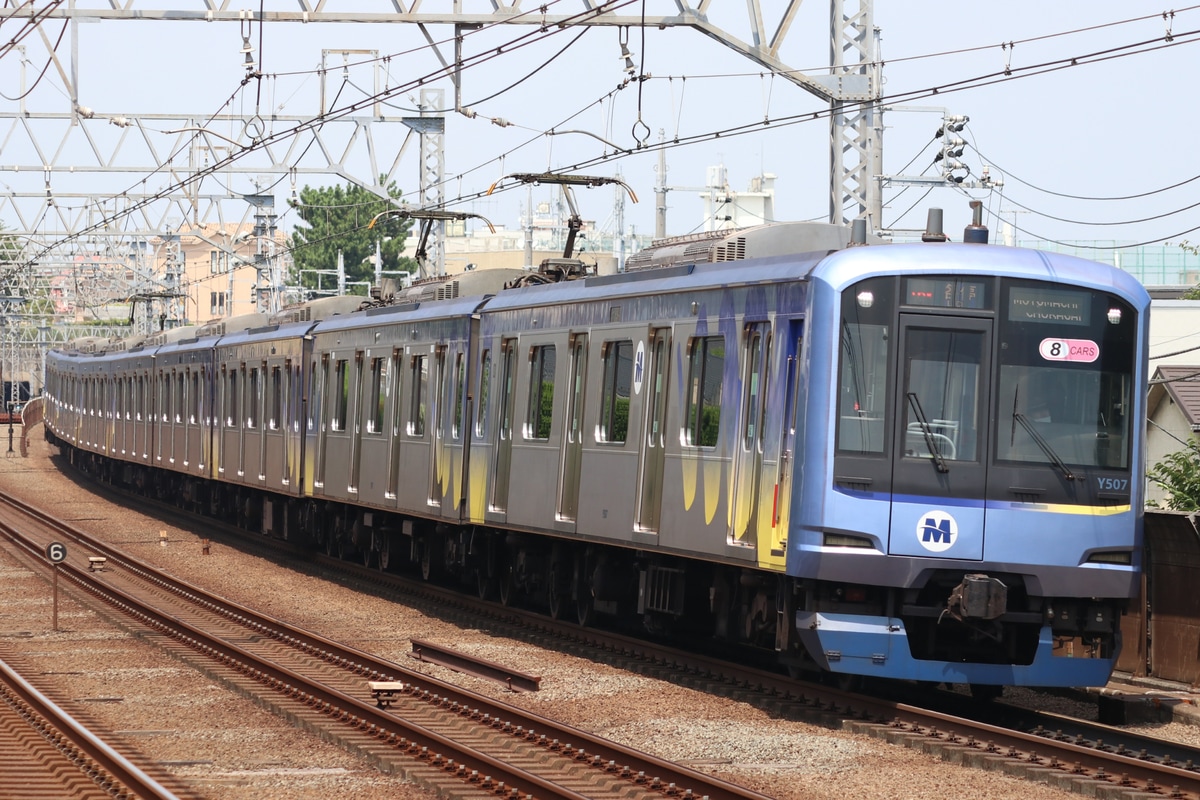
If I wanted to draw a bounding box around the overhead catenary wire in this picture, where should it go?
[17,0,637,270]
[20,4,1200,265]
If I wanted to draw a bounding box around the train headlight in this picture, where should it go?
[1107,307,1122,325]
[1087,550,1132,565]
[823,532,874,549]
[856,290,874,309]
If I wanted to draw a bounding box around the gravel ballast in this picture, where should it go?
[0,437,1170,799]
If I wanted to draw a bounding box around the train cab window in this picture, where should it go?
[525,345,556,441]
[269,366,282,431]
[367,358,384,435]
[599,339,633,444]
[332,359,349,432]
[475,350,491,438]
[836,278,893,455]
[995,282,1136,470]
[901,328,983,463]
[409,354,428,437]
[684,335,725,448]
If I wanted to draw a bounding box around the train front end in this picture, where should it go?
[790,242,1149,687]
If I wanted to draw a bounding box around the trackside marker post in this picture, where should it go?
[44,541,66,631]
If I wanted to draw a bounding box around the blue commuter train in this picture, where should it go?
[43,217,1149,691]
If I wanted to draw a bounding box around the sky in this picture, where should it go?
[1,1,1197,253]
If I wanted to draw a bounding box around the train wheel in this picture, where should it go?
[547,546,571,621]
[419,533,441,582]
[362,542,374,569]
[497,553,516,607]
[377,534,391,572]
[574,552,594,627]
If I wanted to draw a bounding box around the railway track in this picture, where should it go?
[14,469,1200,800]
[0,487,772,800]
[0,648,185,800]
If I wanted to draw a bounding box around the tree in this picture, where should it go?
[1175,241,1200,299]
[1148,439,1200,510]
[288,178,417,293]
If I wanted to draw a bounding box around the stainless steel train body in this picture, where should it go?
[43,223,1150,688]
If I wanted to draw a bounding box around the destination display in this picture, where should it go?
[1008,287,1090,326]
[904,277,988,309]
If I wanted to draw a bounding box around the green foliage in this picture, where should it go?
[699,404,721,448]
[609,395,629,442]
[1175,241,1200,299]
[288,178,417,290]
[1148,439,1200,510]
[537,381,555,439]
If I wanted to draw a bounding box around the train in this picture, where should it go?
[42,213,1150,692]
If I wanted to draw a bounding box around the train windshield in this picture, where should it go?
[995,280,1135,470]
[834,275,1137,478]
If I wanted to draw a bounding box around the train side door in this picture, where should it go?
[313,355,329,492]
[887,315,992,560]
[428,345,447,507]
[386,350,403,502]
[770,321,803,559]
[347,351,364,495]
[731,323,770,546]
[635,328,671,533]
[557,332,587,523]
[491,338,517,516]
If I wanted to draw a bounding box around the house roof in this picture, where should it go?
[1150,365,1200,429]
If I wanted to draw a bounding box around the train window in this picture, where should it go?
[226,369,239,428]
[599,340,633,444]
[309,359,322,433]
[367,358,384,435]
[525,345,556,441]
[176,372,185,424]
[995,282,1135,470]
[409,354,427,437]
[836,278,893,455]
[741,329,768,450]
[902,328,983,463]
[476,350,491,438]
[685,335,725,448]
[331,359,349,432]
[247,367,259,429]
[190,371,200,425]
[388,354,402,436]
[269,366,282,431]
[292,364,302,433]
[836,322,889,454]
[452,353,465,441]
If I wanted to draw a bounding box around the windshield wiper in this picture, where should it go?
[906,392,949,473]
[1012,413,1075,481]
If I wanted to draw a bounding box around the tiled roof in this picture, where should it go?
[1152,366,1200,429]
